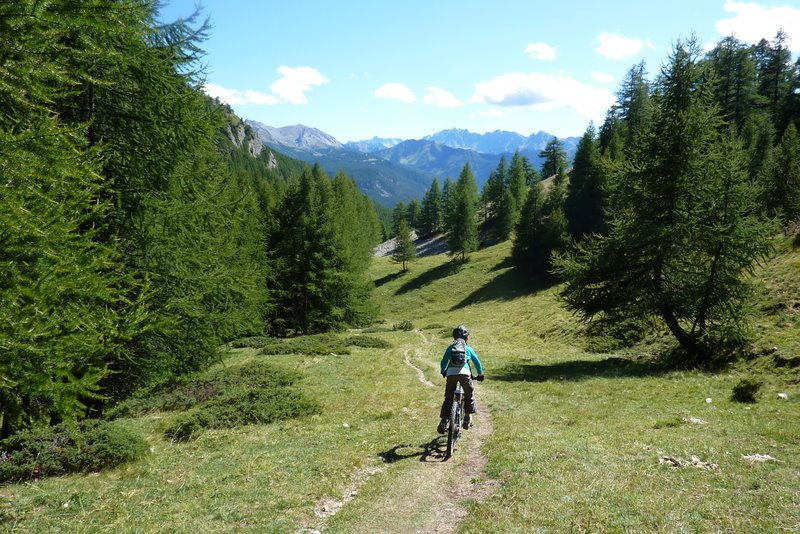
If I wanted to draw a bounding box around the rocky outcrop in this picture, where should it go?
[227,123,263,158]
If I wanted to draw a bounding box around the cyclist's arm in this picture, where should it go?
[468,347,484,375]
[440,347,451,375]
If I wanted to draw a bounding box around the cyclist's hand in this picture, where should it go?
[441,372,446,378]
[476,374,485,382]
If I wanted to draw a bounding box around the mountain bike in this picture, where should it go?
[445,382,465,459]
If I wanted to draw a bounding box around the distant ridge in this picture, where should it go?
[245,119,580,206]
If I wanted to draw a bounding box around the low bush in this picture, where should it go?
[0,420,149,483]
[230,336,274,349]
[731,378,762,403]
[393,320,414,331]
[107,362,304,419]
[163,411,212,442]
[164,387,321,442]
[346,335,392,349]
[259,334,350,355]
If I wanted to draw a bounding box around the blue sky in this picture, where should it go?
[159,1,800,143]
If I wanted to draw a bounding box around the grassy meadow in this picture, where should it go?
[2,238,799,533]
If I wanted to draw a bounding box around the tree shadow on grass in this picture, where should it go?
[492,357,669,383]
[374,270,405,288]
[378,436,447,463]
[450,267,558,310]
[395,261,460,295]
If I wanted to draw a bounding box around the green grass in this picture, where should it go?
[2,238,798,532]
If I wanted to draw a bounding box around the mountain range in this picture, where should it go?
[246,120,579,206]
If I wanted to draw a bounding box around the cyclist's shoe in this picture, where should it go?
[462,414,472,429]
[437,418,448,434]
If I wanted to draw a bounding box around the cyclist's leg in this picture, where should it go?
[439,375,457,419]
[460,375,477,414]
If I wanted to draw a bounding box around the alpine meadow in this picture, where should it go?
[1,2,799,533]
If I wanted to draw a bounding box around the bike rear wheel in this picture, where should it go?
[446,395,462,458]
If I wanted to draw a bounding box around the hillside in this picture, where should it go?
[2,238,798,532]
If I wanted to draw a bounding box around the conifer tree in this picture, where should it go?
[565,123,607,239]
[393,219,417,272]
[707,36,758,131]
[762,122,800,226]
[392,200,408,237]
[512,182,546,268]
[420,177,443,235]
[406,199,421,230]
[539,138,568,178]
[447,163,480,262]
[754,30,794,133]
[554,38,775,360]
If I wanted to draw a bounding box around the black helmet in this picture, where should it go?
[452,324,469,340]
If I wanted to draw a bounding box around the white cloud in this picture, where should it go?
[525,42,557,61]
[716,1,800,52]
[422,86,463,108]
[592,72,615,84]
[243,90,280,105]
[202,66,327,106]
[375,82,416,103]
[470,72,615,121]
[270,66,328,105]
[596,32,652,60]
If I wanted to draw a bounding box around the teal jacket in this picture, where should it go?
[440,342,484,376]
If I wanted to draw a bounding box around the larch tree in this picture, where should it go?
[554,38,775,361]
[447,163,480,262]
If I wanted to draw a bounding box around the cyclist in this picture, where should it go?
[437,325,484,434]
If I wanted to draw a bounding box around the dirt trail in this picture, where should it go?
[306,329,498,534]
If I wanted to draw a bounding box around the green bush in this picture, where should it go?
[163,387,321,442]
[346,335,392,349]
[393,320,414,331]
[108,362,303,418]
[230,336,274,349]
[164,411,212,443]
[259,334,350,355]
[731,378,762,403]
[0,420,149,483]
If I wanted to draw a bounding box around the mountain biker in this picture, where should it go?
[437,325,484,434]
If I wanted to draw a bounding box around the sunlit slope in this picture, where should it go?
[369,238,800,533]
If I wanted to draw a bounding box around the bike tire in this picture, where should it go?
[446,395,461,458]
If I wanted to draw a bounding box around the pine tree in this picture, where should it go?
[393,219,417,272]
[554,38,775,361]
[539,138,568,178]
[565,123,607,240]
[512,182,546,268]
[762,122,800,226]
[420,177,443,235]
[392,200,407,237]
[754,30,795,133]
[447,163,480,262]
[707,36,758,131]
[406,199,421,230]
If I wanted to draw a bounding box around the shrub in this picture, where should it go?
[393,320,414,331]
[163,387,321,442]
[164,411,212,443]
[230,336,274,348]
[259,334,350,355]
[108,362,303,418]
[347,335,392,349]
[0,420,149,483]
[731,378,762,403]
